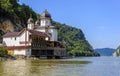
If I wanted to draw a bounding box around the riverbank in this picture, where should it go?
[0,55,100,61]
[0,56,16,61]
[0,55,69,61]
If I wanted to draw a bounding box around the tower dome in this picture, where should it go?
[35,20,40,25]
[40,9,51,19]
[27,17,34,30]
[27,17,34,24]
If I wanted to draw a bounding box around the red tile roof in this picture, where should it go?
[3,28,49,37]
[3,28,26,37]
[3,32,19,37]
[5,46,31,50]
[29,30,49,37]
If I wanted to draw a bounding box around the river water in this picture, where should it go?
[0,56,120,76]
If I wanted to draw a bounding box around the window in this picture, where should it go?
[15,37,16,40]
[46,21,48,24]
[42,21,44,23]
[46,21,50,25]
[41,21,44,25]
[29,35,32,42]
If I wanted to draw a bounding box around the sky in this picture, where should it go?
[18,0,120,49]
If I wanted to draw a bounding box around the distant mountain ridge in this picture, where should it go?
[94,48,115,56]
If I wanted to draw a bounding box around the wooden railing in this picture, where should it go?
[32,42,65,50]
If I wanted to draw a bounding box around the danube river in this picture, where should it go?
[0,56,120,76]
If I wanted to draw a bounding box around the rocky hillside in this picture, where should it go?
[52,21,99,56]
[0,0,99,56]
[113,46,120,56]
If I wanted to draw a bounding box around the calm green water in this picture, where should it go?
[0,56,120,76]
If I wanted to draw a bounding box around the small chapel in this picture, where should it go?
[2,10,66,58]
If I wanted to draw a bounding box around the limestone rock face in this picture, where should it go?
[113,49,120,57]
[0,18,24,43]
[113,45,120,57]
[0,20,14,32]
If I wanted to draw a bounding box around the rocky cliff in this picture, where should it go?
[113,46,120,56]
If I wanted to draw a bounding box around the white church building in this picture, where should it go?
[2,10,66,58]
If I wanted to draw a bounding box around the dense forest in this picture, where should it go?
[0,0,99,56]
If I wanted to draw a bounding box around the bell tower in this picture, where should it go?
[35,10,58,41]
[27,17,34,30]
[40,9,51,26]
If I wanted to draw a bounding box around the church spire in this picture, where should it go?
[27,14,34,24]
[27,15,34,30]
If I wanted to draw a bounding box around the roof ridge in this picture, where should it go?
[29,30,49,37]
[3,28,26,37]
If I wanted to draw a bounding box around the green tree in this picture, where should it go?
[0,48,8,57]
[15,4,37,25]
[0,0,37,26]
[0,0,13,13]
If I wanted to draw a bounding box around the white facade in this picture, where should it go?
[3,37,19,46]
[14,49,31,56]
[14,50,26,56]
[27,23,34,30]
[41,19,51,26]
[48,28,58,41]
[35,28,46,32]
[19,30,31,46]
[3,29,31,56]
[35,27,58,41]
[3,29,30,46]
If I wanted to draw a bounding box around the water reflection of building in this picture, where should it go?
[2,10,66,58]
[2,60,31,76]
